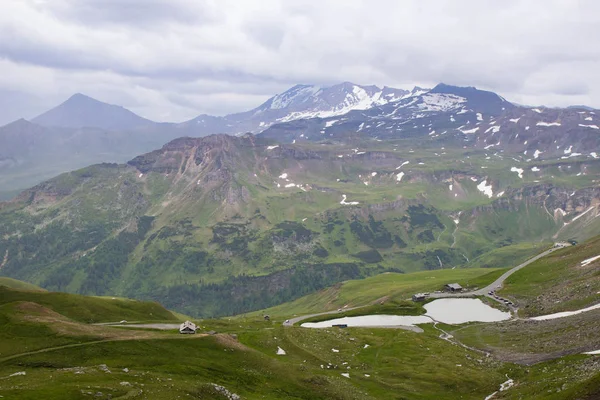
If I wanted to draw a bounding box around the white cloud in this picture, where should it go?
[0,0,599,124]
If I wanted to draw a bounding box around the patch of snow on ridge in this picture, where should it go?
[340,194,359,206]
[396,161,410,169]
[537,121,561,127]
[417,93,467,112]
[579,124,599,129]
[461,127,480,134]
[396,172,405,182]
[325,119,339,127]
[267,145,279,150]
[510,167,524,179]
[485,125,501,134]
[581,255,600,267]
[532,108,543,113]
[484,376,515,400]
[531,303,600,321]
[477,180,493,198]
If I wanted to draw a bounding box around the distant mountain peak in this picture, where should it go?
[32,94,154,130]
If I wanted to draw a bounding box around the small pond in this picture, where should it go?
[301,298,511,328]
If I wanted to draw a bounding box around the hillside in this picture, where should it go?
[0,285,177,323]
[0,270,598,399]
[1,131,599,317]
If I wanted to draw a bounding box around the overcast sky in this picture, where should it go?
[1,0,599,125]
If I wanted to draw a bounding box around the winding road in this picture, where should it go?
[283,244,566,327]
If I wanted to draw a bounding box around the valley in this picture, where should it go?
[0,82,599,398]
[0,236,598,399]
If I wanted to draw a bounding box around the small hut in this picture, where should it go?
[444,283,463,292]
[179,321,197,334]
[412,293,428,302]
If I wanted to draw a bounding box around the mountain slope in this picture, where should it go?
[1,132,599,317]
[32,93,156,130]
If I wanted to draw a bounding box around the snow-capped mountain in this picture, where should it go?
[258,84,600,160]
[180,83,429,135]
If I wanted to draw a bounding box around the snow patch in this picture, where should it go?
[371,172,377,177]
[531,167,540,172]
[340,195,359,206]
[536,121,561,127]
[533,149,542,159]
[325,119,339,128]
[581,255,600,267]
[276,347,286,355]
[279,173,288,179]
[476,113,483,121]
[396,161,410,169]
[477,180,493,198]
[510,167,524,179]
[396,172,405,182]
[341,373,350,378]
[532,108,543,113]
[509,118,520,123]
[591,152,599,159]
[267,145,279,150]
[564,145,573,154]
[485,125,500,134]
[418,93,467,112]
[531,303,600,321]
[579,124,599,129]
[461,127,480,134]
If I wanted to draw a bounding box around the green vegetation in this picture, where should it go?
[0,277,45,291]
[499,235,600,316]
[0,286,177,323]
[252,267,501,318]
[1,135,599,318]
[300,300,425,323]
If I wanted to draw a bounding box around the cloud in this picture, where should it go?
[0,0,599,125]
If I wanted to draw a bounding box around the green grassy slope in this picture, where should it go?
[251,267,504,318]
[0,277,45,291]
[499,234,600,316]
[0,286,177,323]
[1,135,599,317]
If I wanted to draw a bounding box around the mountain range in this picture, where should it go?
[1,81,600,317]
[1,82,598,200]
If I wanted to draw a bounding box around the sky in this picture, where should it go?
[0,0,599,125]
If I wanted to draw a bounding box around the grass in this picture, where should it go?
[299,300,426,323]
[499,234,600,316]
[0,278,599,399]
[0,277,45,291]
[452,309,600,364]
[250,268,502,318]
[0,286,177,323]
